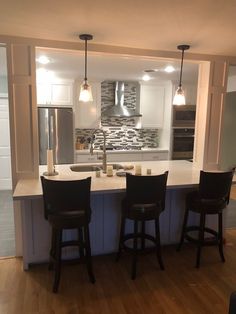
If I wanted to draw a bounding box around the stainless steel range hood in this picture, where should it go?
[103,81,142,118]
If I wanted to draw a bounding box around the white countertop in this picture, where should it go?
[13,160,202,200]
[75,148,169,154]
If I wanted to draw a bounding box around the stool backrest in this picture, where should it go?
[41,176,91,219]
[125,171,168,210]
[199,170,234,200]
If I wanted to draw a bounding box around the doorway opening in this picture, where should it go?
[0,44,15,257]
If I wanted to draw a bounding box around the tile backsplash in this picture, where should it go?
[75,80,159,149]
[75,127,159,150]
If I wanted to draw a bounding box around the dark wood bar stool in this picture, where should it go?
[177,170,234,268]
[41,176,95,293]
[116,171,168,279]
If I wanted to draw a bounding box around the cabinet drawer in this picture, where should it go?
[108,153,142,162]
[75,154,98,163]
[142,152,168,161]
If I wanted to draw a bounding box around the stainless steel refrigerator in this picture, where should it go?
[38,107,74,165]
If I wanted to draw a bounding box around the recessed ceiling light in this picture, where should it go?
[164,65,175,73]
[37,56,51,65]
[142,74,151,81]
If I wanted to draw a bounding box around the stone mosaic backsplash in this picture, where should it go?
[75,127,159,150]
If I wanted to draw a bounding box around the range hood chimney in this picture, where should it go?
[103,81,142,118]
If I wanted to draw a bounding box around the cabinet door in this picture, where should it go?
[36,83,51,105]
[51,83,72,106]
[140,85,165,128]
[142,152,168,161]
[108,153,142,162]
[37,82,73,106]
[75,82,101,128]
[75,153,99,163]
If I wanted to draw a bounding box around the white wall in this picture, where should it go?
[0,47,12,190]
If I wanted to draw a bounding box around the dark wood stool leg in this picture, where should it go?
[155,218,164,270]
[78,228,84,259]
[141,221,146,250]
[177,207,189,251]
[131,220,138,280]
[116,215,125,261]
[49,227,56,271]
[196,212,205,268]
[84,225,95,284]
[218,212,225,262]
[53,229,62,293]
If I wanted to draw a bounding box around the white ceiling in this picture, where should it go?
[36,47,199,83]
[1,0,236,56]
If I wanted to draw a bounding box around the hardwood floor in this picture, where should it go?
[1,230,236,313]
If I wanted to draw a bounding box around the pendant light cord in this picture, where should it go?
[179,48,184,88]
[84,38,87,81]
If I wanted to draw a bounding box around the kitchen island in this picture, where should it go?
[13,160,224,270]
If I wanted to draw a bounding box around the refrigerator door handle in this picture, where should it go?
[49,114,54,150]
[45,112,50,150]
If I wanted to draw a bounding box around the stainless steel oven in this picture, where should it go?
[172,128,195,160]
[173,105,196,127]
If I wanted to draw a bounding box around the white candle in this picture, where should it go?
[106,165,113,177]
[135,165,142,176]
[47,149,54,175]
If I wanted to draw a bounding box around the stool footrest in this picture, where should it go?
[185,225,220,246]
[61,240,85,248]
[121,232,157,253]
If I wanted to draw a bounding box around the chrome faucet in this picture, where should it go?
[90,129,107,173]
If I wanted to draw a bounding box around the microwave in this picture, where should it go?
[173,105,196,127]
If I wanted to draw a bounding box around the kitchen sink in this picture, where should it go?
[70,163,123,172]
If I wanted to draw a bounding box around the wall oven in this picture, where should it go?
[173,105,196,127]
[172,128,195,160]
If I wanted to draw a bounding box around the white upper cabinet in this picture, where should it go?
[140,84,165,128]
[37,81,73,107]
[75,82,101,129]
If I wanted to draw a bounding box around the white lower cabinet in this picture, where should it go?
[142,151,168,161]
[75,151,169,163]
[108,153,142,162]
[76,154,99,163]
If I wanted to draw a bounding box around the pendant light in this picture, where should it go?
[173,44,190,106]
[79,34,93,102]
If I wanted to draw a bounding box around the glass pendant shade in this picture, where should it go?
[173,44,190,106]
[79,80,93,102]
[78,34,93,102]
[173,86,186,106]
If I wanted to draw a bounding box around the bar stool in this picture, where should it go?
[41,176,95,293]
[177,170,234,268]
[116,171,168,279]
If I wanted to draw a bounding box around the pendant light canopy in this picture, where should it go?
[79,34,93,102]
[173,44,190,106]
